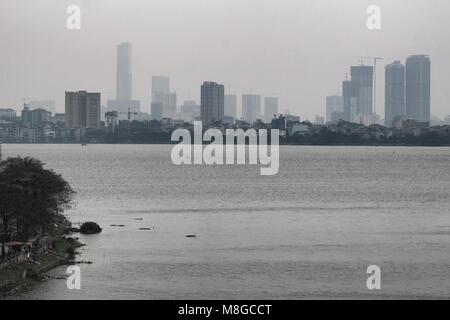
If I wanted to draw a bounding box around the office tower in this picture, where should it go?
[201,81,225,126]
[326,95,344,123]
[385,61,405,127]
[151,76,177,118]
[406,55,431,124]
[264,97,278,123]
[108,42,140,114]
[65,91,101,128]
[152,76,170,102]
[350,65,373,117]
[224,94,237,118]
[242,94,261,124]
[116,42,132,101]
[151,102,163,120]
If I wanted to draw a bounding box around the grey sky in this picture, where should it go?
[1,0,449,119]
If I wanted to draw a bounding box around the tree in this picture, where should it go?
[0,157,75,255]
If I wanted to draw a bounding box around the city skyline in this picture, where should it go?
[1,0,449,120]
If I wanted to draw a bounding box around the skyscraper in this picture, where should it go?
[152,76,170,102]
[65,91,101,129]
[406,55,431,124]
[224,94,237,118]
[385,61,405,127]
[201,82,224,126]
[108,42,140,114]
[326,95,344,123]
[116,42,132,101]
[242,94,261,124]
[342,80,357,122]
[350,65,373,117]
[264,97,278,123]
[152,76,177,118]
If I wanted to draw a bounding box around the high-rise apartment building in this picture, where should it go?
[385,61,405,127]
[350,65,373,117]
[201,82,224,126]
[406,55,431,124]
[65,91,101,129]
[242,94,261,124]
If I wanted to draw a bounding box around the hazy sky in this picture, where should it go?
[1,0,449,119]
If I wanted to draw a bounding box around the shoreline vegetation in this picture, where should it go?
[0,156,85,297]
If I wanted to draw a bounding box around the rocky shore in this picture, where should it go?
[0,223,83,298]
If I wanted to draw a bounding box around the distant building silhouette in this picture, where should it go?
[151,102,163,121]
[27,100,56,115]
[242,94,261,124]
[264,97,278,123]
[107,42,140,114]
[0,108,16,120]
[180,100,200,123]
[224,94,237,119]
[152,76,177,118]
[201,82,224,126]
[326,95,344,123]
[350,65,373,117]
[116,42,132,101]
[406,55,430,125]
[151,76,170,101]
[65,91,101,129]
[342,80,357,122]
[385,61,405,127]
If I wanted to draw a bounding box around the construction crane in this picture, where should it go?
[353,56,384,115]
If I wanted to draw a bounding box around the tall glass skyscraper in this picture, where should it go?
[406,55,431,124]
[385,61,405,127]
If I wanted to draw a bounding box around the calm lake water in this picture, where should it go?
[3,144,450,299]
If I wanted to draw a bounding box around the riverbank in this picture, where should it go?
[0,229,83,298]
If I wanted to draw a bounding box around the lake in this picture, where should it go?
[2,144,450,299]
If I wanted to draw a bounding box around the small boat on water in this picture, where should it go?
[81,143,87,147]
[186,234,197,238]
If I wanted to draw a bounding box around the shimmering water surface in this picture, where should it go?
[3,144,450,299]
